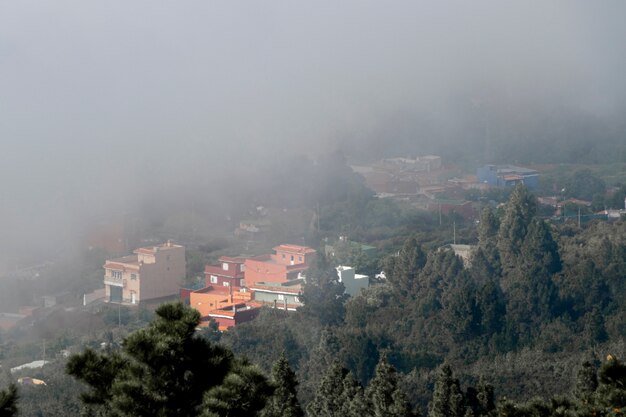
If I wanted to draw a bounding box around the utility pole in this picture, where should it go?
[453,221,456,245]
[439,204,442,226]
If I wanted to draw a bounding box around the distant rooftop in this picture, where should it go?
[273,244,316,255]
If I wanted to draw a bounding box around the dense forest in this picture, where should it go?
[2,183,626,416]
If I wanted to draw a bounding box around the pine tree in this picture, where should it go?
[0,384,18,417]
[497,185,536,281]
[385,237,427,297]
[67,302,253,417]
[473,209,502,282]
[202,358,273,417]
[307,361,349,417]
[429,364,465,417]
[340,372,370,417]
[478,208,499,245]
[299,252,347,326]
[365,355,414,417]
[261,354,303,417]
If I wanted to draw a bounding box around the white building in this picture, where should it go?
[336,266,369,297]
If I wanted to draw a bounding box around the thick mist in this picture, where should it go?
[1,1,625,271]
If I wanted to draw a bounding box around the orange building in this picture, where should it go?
[188,286,258,330]
[244,244,316,286]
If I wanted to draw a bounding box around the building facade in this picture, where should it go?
[104,241,185,304]
[204,256,246,288]
[477,165,539,189]
[244,244,316,286]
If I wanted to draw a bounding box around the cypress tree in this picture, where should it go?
[261,354,303,417]
[365,355,413,417]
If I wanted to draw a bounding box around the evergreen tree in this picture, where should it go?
[497,185,536,281]
[365,355,414,417]
[261,354,303,417]
[340,372,370,417]
[67,302,251,417]
[299,252,347,326]
[385,237,427,297]
[307,361,349,417]
[474,280,505,337]
[478,208,499,245]
[0,384,18,417]
[428,364,465,417]
[298,328,341,404]
[202,358,273,417]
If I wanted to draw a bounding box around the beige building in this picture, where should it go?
[103,241,185,304]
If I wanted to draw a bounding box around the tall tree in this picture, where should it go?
[385,237,427,297]
[261,354,303,417]
[299,252,347,326]
[497,185,536,282]
[67,302,256,417]
[365,355,414,417]
[307,361,350,417]
[428,364,465,417]
[340,372,370,417]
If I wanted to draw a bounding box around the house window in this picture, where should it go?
[111,271,122,279]
[223,282,230,287]
[277,294,284,301]
[222,263,228,271]
[240,264,245,272]
[290,255,294,261]
[240,279,245,287]
[299,256,303,262]
[294,296,300,303]
[282,254,285,259]
[130,274,137,280]
[210,275,218,284]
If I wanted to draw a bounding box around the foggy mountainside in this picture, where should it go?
[1,1,626,416]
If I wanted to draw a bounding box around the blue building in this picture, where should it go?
[477,165,539,190]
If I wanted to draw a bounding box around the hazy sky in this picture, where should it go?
[1,1,625,265]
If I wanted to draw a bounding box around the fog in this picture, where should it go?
[1,1,625,271]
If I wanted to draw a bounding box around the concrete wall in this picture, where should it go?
[138,245,186,302]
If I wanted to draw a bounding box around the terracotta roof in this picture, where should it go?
[219,256,247,263]
[273,244,316,255]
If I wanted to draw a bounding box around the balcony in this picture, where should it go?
[104,275,125,287]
